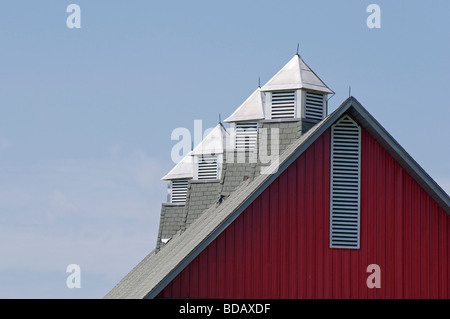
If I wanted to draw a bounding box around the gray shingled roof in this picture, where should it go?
[105,97,450,299]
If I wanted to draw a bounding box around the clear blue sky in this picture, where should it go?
[0,1,449,298]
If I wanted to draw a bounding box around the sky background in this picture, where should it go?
[0,0,449,298]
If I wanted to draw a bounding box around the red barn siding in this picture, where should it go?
[157,125,450,299]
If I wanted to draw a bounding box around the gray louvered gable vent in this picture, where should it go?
[171,180,189,203]
[330,115,361,249]
[197,155,218,180]
[305,91,325,122]
[235,122,258,150]
[271,91,296,119]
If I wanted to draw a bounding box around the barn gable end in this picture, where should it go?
[156,118,449,299]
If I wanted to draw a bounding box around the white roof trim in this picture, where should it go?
[224,88,265,123]
[161,155,194,180]
[261,55,334,94]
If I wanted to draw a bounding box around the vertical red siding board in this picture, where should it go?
[216,228,226,298]
[305,145,315,298]
[437,208,443,298]
[297,154,307,298]
[375,145,385,299]
[390,156,398,297]
[412,182,421,298]
[180,259,190,297]
[287,163,298,298]
[355,249,361,299]
[394,163,403,298]
[229,220,237,299]
[359,129,369,299]
[207,240,217,298]
[409,179,416,299]
[402,174,412,299]
[199,252,206,298]
[363,129,371,299]
[323,133,331,299]
[259,194,267,299]
[341,250,351,299]
[315,136,325,299]
[278,169,288,298]
[429,201,439,299]
[448,214,450,298]
[348,250,355,299]
[429,195,436,298]
[243,202,252,297]
[233,213,244,298]
[252,196,262,298]
[439,208,450,299]
[332,249,341,298]
[269,181,279,298]
[388,152,396,298]
[190,256,199,298]
[179,270,187,298]
[428,202,434,298]
[225,220,235,297]
[410,178,417,299]
[364,131,383,299]
[439,208,444,299]
[198,246,208,297]
[261,185,271,298]
[386,152,395,299]
[349,250,359,299]
[438,209,448,298]
[420,192,430,298]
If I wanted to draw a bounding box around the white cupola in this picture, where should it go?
[224,88,264,150]
[260,54,334,122]
[162,124,229,204]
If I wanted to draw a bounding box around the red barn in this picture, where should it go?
[106,55,450,299]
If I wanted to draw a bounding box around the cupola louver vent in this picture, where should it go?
[171,180,189,203]
[197,155,219,180]
[330,115,361,249]
[235,122,258,150]
[270,91,296,119]
[305,91,325,122]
